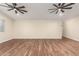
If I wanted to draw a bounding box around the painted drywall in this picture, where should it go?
[63,17,79,41]
[0,13,13,43]
[13,20,62,39]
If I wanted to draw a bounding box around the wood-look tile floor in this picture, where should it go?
[0,37,79,56]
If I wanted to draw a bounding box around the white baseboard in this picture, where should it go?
[0,38,12,43]
[64,35,79,41]
[13,36,62,39]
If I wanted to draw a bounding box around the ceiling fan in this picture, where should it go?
[48,3,75,14]
[0,3,28,14]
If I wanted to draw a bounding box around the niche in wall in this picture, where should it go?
[0,20,4,32]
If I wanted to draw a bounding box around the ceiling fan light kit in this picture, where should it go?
[57,9,64,16]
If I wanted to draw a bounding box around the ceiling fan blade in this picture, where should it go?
[18,6,25,8]
[49,10,57,13]
[48,9,54,10]
[0,4,10,8]
[56,10,58,14]
[48,8,57,11]
[20,12,24,14]
[63,3,75,7]
[53,4,58,8]
[8,8,13,11]
[12,3,17,6]
[21,10,27,12]
[58,3,61,6]
[18,9,24,14]
[63,7,72,9]
[15,10,18,14]
[61,9,64,12]
[61,3,65,6]
[5,3,13,8]
[15,8,24,14]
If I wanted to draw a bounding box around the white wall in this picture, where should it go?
[0,13,13,43]
[13,20,62,39]
[0,12,79,41]
[63,17,79,41]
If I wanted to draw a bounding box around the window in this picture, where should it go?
[0,20,4,32]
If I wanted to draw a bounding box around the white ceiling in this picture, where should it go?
[0,3,79,20]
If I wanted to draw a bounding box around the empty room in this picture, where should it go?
[0,3,79,56]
